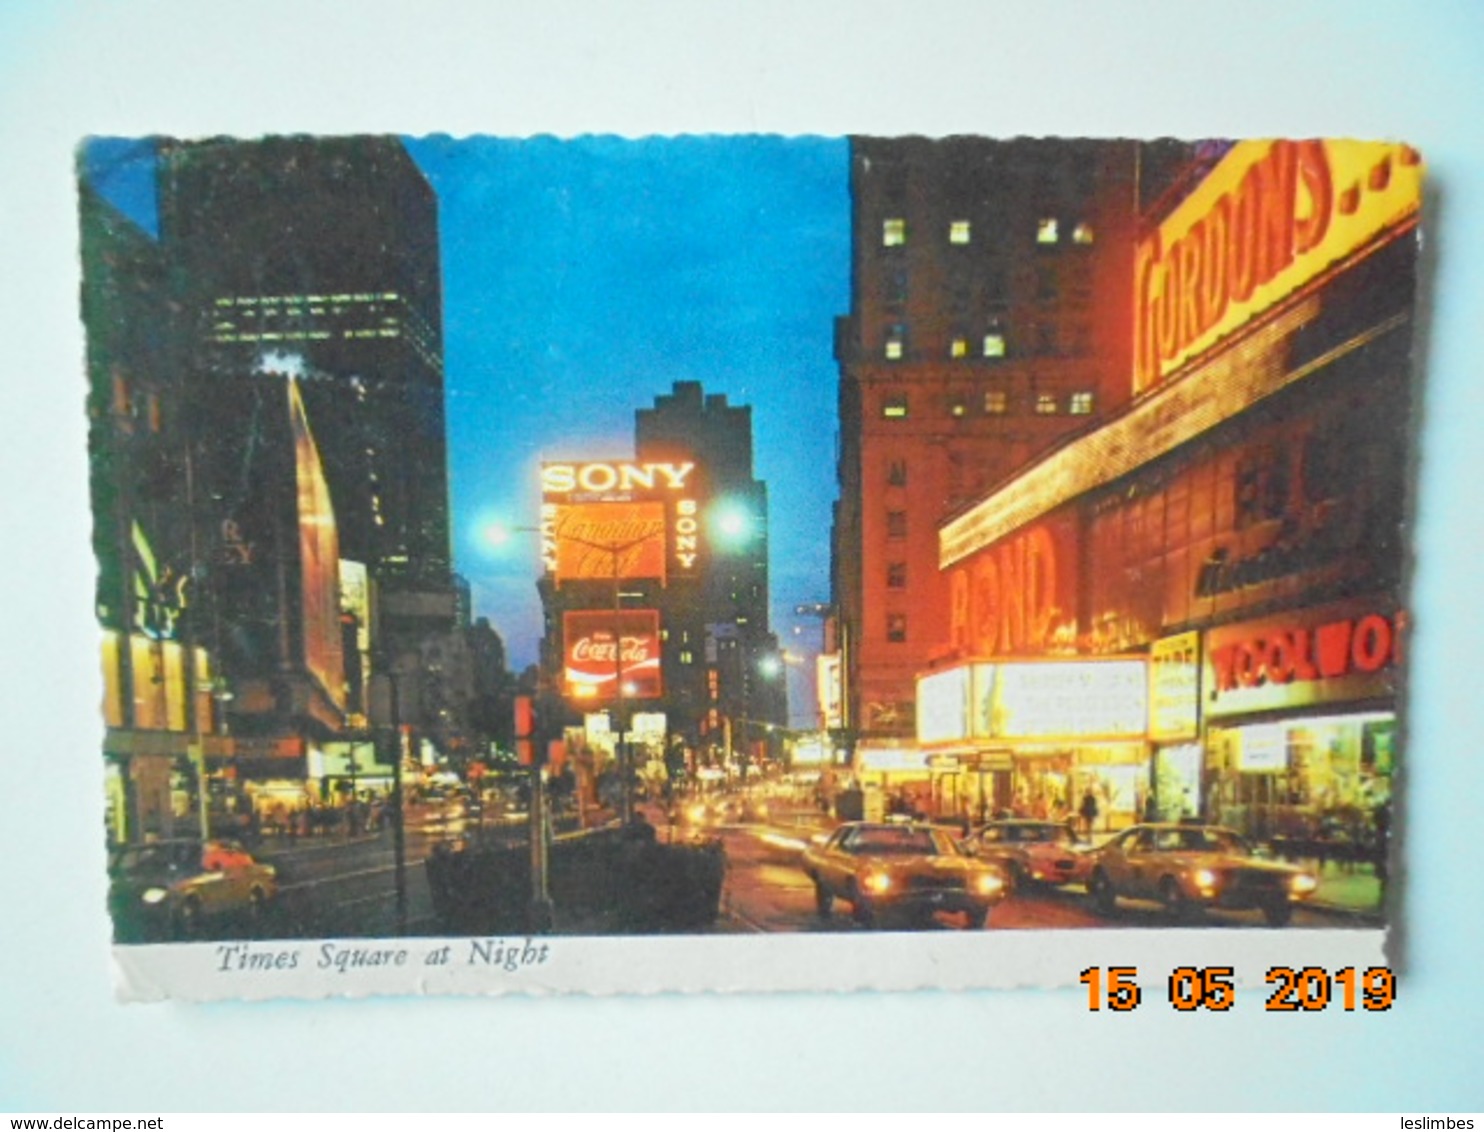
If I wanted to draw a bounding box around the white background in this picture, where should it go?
[1,0,1481,1111]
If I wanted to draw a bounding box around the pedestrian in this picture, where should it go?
[1079,788,1100,838]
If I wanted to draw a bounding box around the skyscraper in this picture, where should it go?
[158,136,451,593]
[833,137,1148,746]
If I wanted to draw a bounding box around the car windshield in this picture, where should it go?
[1004,824,1067,844]
[845,828,947,856]
[113,842,201,873]
[1150,828,1247,854]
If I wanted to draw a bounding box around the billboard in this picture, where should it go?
[541,458,705,582]
[563,608,663,701]
[289,378,346,711]
[546,501,667,584]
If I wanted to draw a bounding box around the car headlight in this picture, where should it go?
[1290,873,1318,895]
[141,887,169,905]
[1193,868,1218,889]
[974,872,1005,896]
[863,871,892,895]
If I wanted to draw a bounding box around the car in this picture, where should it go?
[1084,823,1318,926]
[108,837,279,942]
[964,819,1093,890]
[801,821,1008,929]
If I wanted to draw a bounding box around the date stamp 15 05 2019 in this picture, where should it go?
[1080,965,1397,1013]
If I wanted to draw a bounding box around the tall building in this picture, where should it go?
[81,183,229,843]
[636,382,787,757]
[157,136,451,593]
[832,137,1148,747]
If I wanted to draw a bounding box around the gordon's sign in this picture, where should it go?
[1135,140,1422,391]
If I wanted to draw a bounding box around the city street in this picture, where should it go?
[217,792,1380,941]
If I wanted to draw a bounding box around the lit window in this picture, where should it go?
[886,613,908,642]
[949,220,971,244]
[884,337,903,360]
[886,562,907,589]
[886,511,907,539]
[983,390,1008,415]
[983,332,1007,358]
[1072,221,1095,245]
[883,218,906,246]
[1036,218,1059,244]
[882,395,909,419]
[1036,393,1058,415]
[949,399,968,418]
[950,337,968,358]
[1070,392,1095,415]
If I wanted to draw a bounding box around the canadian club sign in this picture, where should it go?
[1202,601,1402,718]
[563,609,663,701]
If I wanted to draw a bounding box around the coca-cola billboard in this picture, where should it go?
[563,609,663,701]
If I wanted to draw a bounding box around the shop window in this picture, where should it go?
[886,459,908,487]
[886,562,907,588]
[881,394,909,419]
[883,218,906,247]
[886,511,907,539]
[886,613,908,642]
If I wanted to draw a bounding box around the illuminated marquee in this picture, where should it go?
[541,460,696,496]
[1203,601,1401,719]
[1135,140,1422,391]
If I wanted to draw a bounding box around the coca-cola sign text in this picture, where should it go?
[563,610,663,700]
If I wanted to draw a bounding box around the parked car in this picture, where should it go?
[108,838,278,942]
[965,819,1093,890]
[1084,823,1318,926]
[802,821,1007,929]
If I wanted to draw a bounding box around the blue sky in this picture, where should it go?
[403,136,848,696]
[84,134,850,721]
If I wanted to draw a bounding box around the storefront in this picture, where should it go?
[1201,599,1398,850]
[918,658,1149,828]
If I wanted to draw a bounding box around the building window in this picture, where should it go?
[1070,391,1094,415]
[886,613,908,642]
[1072,221,1095,245]
[983,390,1009,415]
[949,219,971,244]
[881,395,909,419]
[887,269,908,305]
[1037,322,1059,355]
[950,337,968,358]
[949,398,968,419]
[982,330,1007,358]
[883,218,906,247]
[886,459,908,486]
[1035,392,1058,415]
[886,511,907,539]
[886,562,907,589]
[1036,217,1060,245]
[884,322,906,359]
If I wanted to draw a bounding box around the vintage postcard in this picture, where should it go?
[79,135,1418,1001]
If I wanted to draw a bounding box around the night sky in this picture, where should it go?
[83,134,851,725]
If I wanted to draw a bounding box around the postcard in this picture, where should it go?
[79,134,1417,1002]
